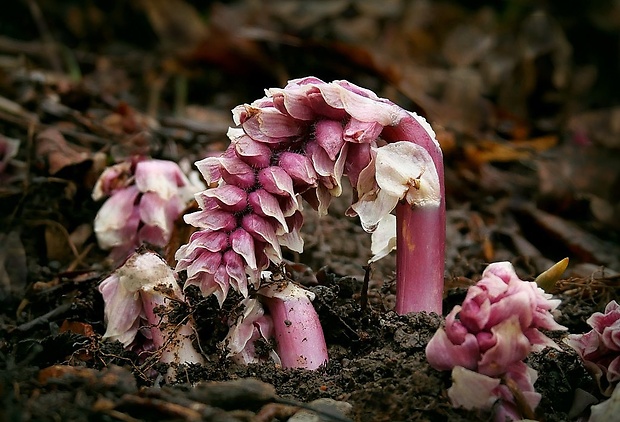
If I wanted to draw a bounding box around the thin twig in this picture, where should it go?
[14,302,72,332]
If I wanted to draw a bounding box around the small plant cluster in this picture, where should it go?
[93,156,203,261]
[96,77,445,370]
[425,261,567,421]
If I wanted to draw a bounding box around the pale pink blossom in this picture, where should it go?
[93,158,203,261]
[426,261,566,420]
[566,300,620,396]
[99,251,203,381]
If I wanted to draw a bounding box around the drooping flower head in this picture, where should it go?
[426,261,567,420]
[93,157,204,261]
[566,300,620,396]
[176,77,443,312]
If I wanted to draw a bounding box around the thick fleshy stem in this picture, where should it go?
[260,282,328,370]
[384,114,446,315]
[395,202,445,314]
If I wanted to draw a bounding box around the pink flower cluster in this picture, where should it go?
[93,157,203,261]
[425,262,567,420]
[567,300,620,396]
[176,76,440,305]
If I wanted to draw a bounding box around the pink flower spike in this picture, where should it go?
[99,251,203,382]
[259,279,328,370]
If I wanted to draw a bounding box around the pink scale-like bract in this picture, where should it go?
[178,77,446,368]
[93,157,204,262]
[566,300,620,396]
[425,261,567,420]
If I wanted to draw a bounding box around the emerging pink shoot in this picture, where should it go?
[425,261,566,421]
[566,300,620,396]
[259,278,328,370]
[99,251,204,382]
[93,157,203,261]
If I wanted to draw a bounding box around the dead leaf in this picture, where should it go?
[35,128,91,175]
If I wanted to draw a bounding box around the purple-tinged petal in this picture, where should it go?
[344,142,372,188]
[220,153,256,189]
[588,301,620,333]
[447,366,501,411]
[201,185,248,213]
[477,317,531,377]
[138,192,183,243]
[241,214,282,261]
[278,152,317,187]
[257,166,299,206]
[443,306,470,345]
[186,250,222,278]
[92,161,133,200]
[524,327,561,352]
[231,228,257,270]
[183,209,237,231]
[315,119,345,160]
[344,118,384,144]
[94,186,141,250]
[315,81,402,125]
[425,327,480,371]
[278,211,304,253]
[232,130,273,168]
[241,106,304,142]
[135,159,190,200]
[99,273,142,346]
[195,155,222,185]
[271,89,315,121]
[248,189,288,234]
[223,249,248,297]
[459,286,492,332]
[213,264,231,306]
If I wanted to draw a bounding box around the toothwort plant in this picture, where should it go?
[176,77,445,368]
[425,261,567,421]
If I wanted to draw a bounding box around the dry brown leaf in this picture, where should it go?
[35,128,91,175]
